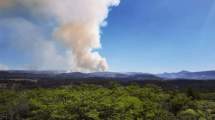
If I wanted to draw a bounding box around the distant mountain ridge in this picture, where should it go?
[158,70,215,80]
[0,70,161,81]
[1,70,215,80]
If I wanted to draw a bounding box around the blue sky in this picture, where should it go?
[100,0,215,73]
[0,0,215,73]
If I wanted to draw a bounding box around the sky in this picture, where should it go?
[0,0,215,73]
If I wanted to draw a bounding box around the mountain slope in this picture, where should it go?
[158,70,215,80]
[0,71,161,81]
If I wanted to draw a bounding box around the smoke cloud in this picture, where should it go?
[0,64,9,70]
[0,18,71,70]
[0,0,13,8]
[0,0,120,72]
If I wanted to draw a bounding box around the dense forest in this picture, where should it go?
[0,83,215,120]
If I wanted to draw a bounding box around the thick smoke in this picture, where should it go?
[0,0,120,72]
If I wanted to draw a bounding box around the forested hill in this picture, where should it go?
[0,83,215,120]
[0,71,215,91]
[0,70,161,80]
[0,71,215,119]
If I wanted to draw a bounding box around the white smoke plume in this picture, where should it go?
[0,0,120,72]
[0,18,71,70]
[0,64,9,70]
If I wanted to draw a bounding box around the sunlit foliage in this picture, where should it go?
[0,84,214,120]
